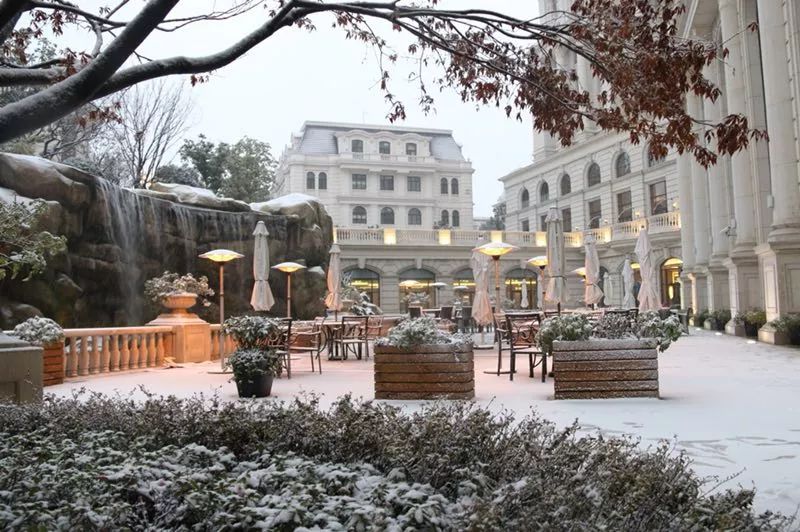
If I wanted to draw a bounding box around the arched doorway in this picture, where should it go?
[452,268,475,305]
[399,268,436,311]
[344,268,380,307]
[660,257,683,308]
[504,268,538,309]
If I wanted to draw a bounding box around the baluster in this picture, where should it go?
[78,334,89,376]
[88,335,99,374]
[121,334,131,369]
[146,332,156,367]
[99,334,110,373]
[66,337,78,377]
[156,332,165,365]
[109,334,120,371]
[130,334,141,368]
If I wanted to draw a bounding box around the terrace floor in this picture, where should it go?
[49,329,800,516]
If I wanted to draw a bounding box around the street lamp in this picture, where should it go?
[527,255,547,310]
[199,248,244,369]
[474,241,519,310]
[272,262,307,318]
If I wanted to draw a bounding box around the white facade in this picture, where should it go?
[276,121,475,230]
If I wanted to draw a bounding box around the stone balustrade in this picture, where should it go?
[210,325,236,359]
[64,326,173,377]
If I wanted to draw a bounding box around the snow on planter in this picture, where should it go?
[373,343,474,400]
[552,338,659,400]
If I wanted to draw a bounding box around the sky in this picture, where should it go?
[77,1,540,216]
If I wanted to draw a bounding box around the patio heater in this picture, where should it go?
[272,262,307,318]
[430,281,447,307]
[199,248,244,370]
[473,242,519,310]
[573,266,590,308]
[527,255,547,310]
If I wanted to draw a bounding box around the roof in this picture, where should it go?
[295,121,466,162]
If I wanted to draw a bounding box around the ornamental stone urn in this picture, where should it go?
[147,292,211,363]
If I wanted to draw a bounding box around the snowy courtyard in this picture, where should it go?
[50,329,800,517]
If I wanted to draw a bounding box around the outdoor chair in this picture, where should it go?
[491,312,511,376]
[422,308,440,318]
[408,306,422,319]
[289,321,324,374]
[505,313,545,382]
[366,316,384,341]
[440,306,453,320]
[333,316,369,360]
[263,318,293,378]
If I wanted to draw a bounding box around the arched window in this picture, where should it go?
[452,210,460,227]
[440,210,450,226]
[317,172,327,190]
[520,188,530,209]
[381,207,395,225]
[560,174,571,195]
[379,141,391,155]
[647,146,665,168]
[352,206,367,224]
[351,139,364,153]
[539,182,549,202]
[615,152,631,177]
[587,162,601,187]
[408,208,422,226]
[450,178,459,195]
[306,172,315,189]
[440,178,449,194]
[345,268,381,306]
[405,142,417,156]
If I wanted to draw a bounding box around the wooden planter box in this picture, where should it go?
[374,344,474,400]
[552,339,658,400]
[42,341,65,386]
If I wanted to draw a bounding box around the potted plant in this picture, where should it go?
[226,348,283,398]
[743,309,767,337]
[144,271,214,314]
[374,317,474,400]
[769,314,800,346]
[12,316,65,386]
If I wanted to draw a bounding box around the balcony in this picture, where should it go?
[335,211,680,248]
[343,153,436,165]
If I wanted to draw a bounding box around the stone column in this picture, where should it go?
[576,54,597,136]
[719,0,762,331]
[687,94,710,311]
[756,0,800,334]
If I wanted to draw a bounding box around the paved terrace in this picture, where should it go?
[50,329,800,516]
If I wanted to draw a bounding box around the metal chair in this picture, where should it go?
[505,313,546,382]
[289,321,324,374]
[264,318,293,378]
[440,306,453,320]
[408,306,422,319]
[333,316,369,360]
[366,316,384,342]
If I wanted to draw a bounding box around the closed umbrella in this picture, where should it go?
[583,235,604,306]
[545,207,567,312]
[250,221,275,311]
[520,278,529,308]
[622,258,636,309]
[324,243,342,315]
[471,241,493,331]
[635,228,660,312]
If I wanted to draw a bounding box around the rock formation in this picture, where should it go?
[0,154,332,328]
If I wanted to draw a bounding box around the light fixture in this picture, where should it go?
[430,281,447,307]
[630,262,641,270]
[474,241,519,309]
[272,262,307,318]
[199,248,244,369]
[573,266,587,278]
[527,255,547,310]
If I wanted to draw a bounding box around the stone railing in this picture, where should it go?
[344,153,436,164]
[210,324,236,359]
[64,326,173,377]
[649,211,681,234]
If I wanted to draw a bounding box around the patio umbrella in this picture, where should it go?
[635,227,660,312]
[250,221,275,311]
[622,258,636,309]
[324,243,342,315]
[471,239,493,338]
[583,234,604,306]
[545,207,567,312]
[520,278,529,308]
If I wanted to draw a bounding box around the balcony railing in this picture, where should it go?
[335,211,680,248]
[344,153,436,164]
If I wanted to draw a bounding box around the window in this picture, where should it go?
[587,162,601,187]
[352,174,367,190]
[647,147,665,168]
[615,152,631,178]
[351,139,364,153]
[521,219,530,232]
[452,210,460,227]
[650,180,668,215]
[520,188,530,209]
[306,171,315,190]
[406,142,417,156]
[407,175,421,192]
[540,215,547,231]
[617,190,633,222]
[561,208,572,232]
[440,210,450,226]
[352,206,367,224]
[440,178,449,194]
[408,208,422,226]
[381,207,395,225]
[380,175,394,191]
[318,172,327,190]
[379,141,391,155]
[345,268,380,307]
[588,199,602,229]
[451,178,459,195]
[560,174,571,195]
[540,182,549,202]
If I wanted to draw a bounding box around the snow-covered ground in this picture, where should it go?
[49,329,800,516]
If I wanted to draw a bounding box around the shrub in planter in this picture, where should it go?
[693,308,710,328]
[222,315,282,350]
[770,314,800,345]
[708,309,731,331]
[593,312,634,339]
[736,309,767,337]
[12,316,65,385]
[536,314,593,354]
[144,271,214,308]
[634,311,682,353]
[226,348,283,398]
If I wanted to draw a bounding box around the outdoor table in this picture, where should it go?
[320,322,344,360]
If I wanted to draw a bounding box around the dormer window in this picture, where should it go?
[351,139,364,153]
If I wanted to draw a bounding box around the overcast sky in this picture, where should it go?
[84,1,541,215]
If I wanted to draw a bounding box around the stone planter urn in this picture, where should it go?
[373,343,474,400]
[147,292,210,363]
[41,340,65,386]
[162,292,198,314]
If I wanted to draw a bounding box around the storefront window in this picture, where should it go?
[660,257,682,307]
[344,268,380,307]
[399,268,435,311]
[504,268,538,309]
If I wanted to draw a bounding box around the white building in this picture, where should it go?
[276,121,475,230]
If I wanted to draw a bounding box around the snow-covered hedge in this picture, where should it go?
[375,316,471,349]
[0,395,787,530]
